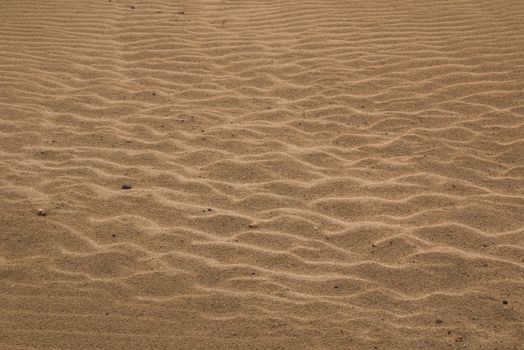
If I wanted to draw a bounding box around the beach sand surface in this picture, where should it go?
[1,0,523,349]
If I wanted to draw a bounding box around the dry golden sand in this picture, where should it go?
[1,0,524,349]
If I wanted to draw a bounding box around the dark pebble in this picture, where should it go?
[502,300,508,305]
[121,183,133,190]
[130,5,135,9]
[435,319,443,325]
[37,209,47,216]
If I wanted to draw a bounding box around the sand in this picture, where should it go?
[1,0,523,349]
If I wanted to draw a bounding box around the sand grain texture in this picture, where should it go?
[1,0,524,349]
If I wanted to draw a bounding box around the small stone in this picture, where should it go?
[130,5,135,9]
[248,224,257,229]
[502,300,508,305]
[121,183,133,190]
[435,319,443,325]
[37,209,46,216]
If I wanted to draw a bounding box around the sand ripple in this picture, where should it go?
[1,0,523,348]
